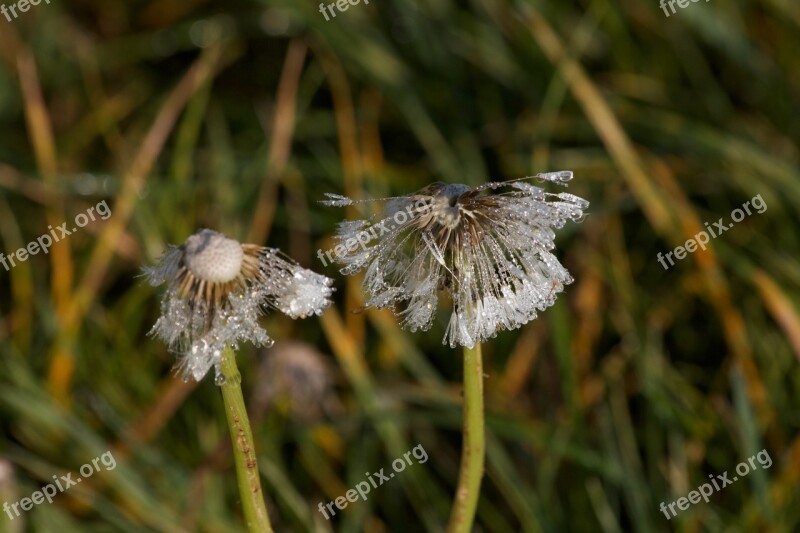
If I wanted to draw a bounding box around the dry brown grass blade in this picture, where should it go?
[520,6,675,235]
[753,270,800,361]
[115,377,199,460]
[769,435,800,513]
[359,89,386,175]
[69,31,139,158]
[649,159,770,425]
[46,45,230,403]
[501,321,545,401]
[0,164,53,204]
[520,7,771,427]
[15,50,59,202]
[319,307,372,388]
[0,196,34,350]
[318,308,442,526]
[248,38,308,245]
[312,43,368,346]
[572,262,605,407]
[283,168,314,266]
[16,49,75,354]
[312,46,363,198]
[0,16,22,66]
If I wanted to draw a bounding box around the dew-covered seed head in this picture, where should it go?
[323,173,588,348]
[144,229,334,383]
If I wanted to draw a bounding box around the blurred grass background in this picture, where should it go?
[0,0,799,531]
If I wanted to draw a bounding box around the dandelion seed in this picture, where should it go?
[144,229,334,383]
[323,174,588,348]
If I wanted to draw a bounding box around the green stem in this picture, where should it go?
[447,343,485,533]
[219,346,274,532]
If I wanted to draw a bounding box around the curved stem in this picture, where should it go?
[219,346,274,532]
[447,343,485,533]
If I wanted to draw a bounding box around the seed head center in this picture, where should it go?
[430,184,470,230]
[184,229,244,283]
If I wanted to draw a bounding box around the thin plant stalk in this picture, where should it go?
[219,345,274,532]
[447,343,485,533]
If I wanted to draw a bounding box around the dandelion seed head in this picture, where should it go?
[145,229,333,382]
[251,341,341,421]
[326,173,588,348]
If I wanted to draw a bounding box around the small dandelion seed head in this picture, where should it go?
[251,341,340,421]
[144,229,334,383]
[325,173,588,348]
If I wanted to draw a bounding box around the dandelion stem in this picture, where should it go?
[219,345,274,532]
[447,342,485,533]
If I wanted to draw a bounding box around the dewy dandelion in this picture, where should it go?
[324,172,588,533]
[321,172,589,348]
[144,228,334,383]
[145,229,334,533]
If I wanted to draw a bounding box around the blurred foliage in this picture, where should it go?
[0,0,799,531]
